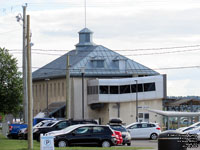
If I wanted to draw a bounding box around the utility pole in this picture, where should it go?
[135,80,138,122]
[27,15,33,150]
[22,4,28,123]
[66,54,70,119]
[81,68,85,119]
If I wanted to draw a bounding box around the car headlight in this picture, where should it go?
[33,128,39,133]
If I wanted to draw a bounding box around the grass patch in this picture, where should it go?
[0,131,153,150]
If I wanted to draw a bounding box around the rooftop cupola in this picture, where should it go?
[75,28,96,49]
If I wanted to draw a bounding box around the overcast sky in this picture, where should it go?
[0,0,200,96]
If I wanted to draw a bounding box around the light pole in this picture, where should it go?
[135,80,138,122]
[45,78,50,117]
[81,68,85,119]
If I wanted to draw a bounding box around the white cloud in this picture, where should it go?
[0,0,200,96]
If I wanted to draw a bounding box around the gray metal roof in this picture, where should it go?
[33,28,159,80]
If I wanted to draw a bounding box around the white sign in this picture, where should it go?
[40,135,55,150]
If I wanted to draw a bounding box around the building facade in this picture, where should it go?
[32,28,167,125]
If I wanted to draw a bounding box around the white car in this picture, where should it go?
[177,121,200,132]
[126,122,161,140]
[183,126,200,142]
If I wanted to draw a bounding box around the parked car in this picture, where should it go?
[7,123,27,139]
[182,126,200,141]
[7,118,54,139]
[18,120,58,140]
[34,119,97,141]
[47,124,117,147]
[113,130,123,145]
[126,122,161,140]
[109,124,131,146]
[177,121,200,132]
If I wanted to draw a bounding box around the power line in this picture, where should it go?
[9,48,200,57]
[9,44,200,52]
[17,65,200,71]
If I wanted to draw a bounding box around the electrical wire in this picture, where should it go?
[9,44,200,52]
[17,65,200,72]
[9,48,200,57]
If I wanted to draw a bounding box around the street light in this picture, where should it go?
[81,68,85,119]
[45,78,50,117]
[135,80,138,122]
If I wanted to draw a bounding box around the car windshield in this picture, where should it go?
[60,125,83,133]
[110,125,126,132]
[183,126,197,132]
[190,122,200,127]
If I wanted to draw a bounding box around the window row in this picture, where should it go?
[87,82,156,95]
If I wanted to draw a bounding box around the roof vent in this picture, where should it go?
[75,28,96,49]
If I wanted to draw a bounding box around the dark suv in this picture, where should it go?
[51,124,117,147]
[33,119,97,141]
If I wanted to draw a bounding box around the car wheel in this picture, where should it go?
[150,133,158,140]
[127,143,131,146]
[101,140,111,147]
[58,140,68,147]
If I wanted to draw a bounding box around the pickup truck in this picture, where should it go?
[7,118,54,139]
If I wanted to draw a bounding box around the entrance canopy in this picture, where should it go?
[148,109,200,117]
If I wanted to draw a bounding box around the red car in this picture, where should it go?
[114,130,123,145]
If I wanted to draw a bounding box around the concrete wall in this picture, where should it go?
[33,78,66,116]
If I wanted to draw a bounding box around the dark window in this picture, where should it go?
[131,84,143,93]
[129,124,142,129]
[120,85,130,94]
[74,127,91,134]
[110,86,119,94]
[96,60,104,68]
[110,125,127,132]
[93,127,105,133]
[85,33,90,42]
[144,83,156,92]
[100,86,108,94]
[141,123,148,128]
[139,113,143,118]
[144,113,149,119]
[55,121,69,130]
[148,124,156,127]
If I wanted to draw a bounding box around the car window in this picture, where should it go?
[148,124,156,128]
[93,127,105,133]
[74,127,91,134]
[55,121,68,129]
[141,123,148,128]
[110,125,126,132]
[183,127,196,132]
[129,124,142,129]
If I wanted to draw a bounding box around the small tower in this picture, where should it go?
[75,28,96,49]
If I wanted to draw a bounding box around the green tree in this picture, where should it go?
[0,47,23,115]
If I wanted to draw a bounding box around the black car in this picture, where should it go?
[33,119,97,141]
[51,124,117,147]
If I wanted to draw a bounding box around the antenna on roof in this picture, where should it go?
[84,0,87,28]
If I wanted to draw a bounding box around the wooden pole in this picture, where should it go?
[27,15,33,150]
[66,54,70,119]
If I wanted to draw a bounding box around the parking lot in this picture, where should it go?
[130,140,199,150]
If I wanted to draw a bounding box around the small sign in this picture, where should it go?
[40,135,55,150]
